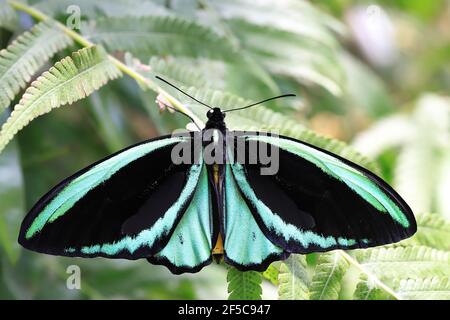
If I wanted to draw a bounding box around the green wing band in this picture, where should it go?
[230,161,359,249]
[154,164,212,268]
[224,164,284,265]
[79,161,203,256]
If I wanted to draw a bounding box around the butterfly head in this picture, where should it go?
[205,108,226,130]
[207,108,225,121]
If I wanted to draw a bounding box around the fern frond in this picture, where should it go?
[394,277,450,300]
[353,246,450,278]
[183,87,380,172]
[413,213,450,251]
[353,274,394,300]
[227,268,262,300]
[125,54,208,88]
[0,1,17,30]
[262,263,280,286]
[82,16,236,60]
[310,251,349,300]
[35,0,170,18]
[148,57,208,88]
[229,19,343,95]
[355,276,450,300]
[206,0,346,95]
[208,0,344,45]
[0,20,73,113]
[278,255,309,300]
[0,46,122,154]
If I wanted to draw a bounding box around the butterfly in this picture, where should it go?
[19,77,416,274]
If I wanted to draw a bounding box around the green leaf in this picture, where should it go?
[354,275,450,300]
[353,274,394,300]
[125,54,209,89]
[0,140,24,264]
[35,0,170,18]
[413,213,450,251]
[392,277,450,300]
[0,1,18,30]
[229,20,344,96]
[227,267,262,300]
[207,0,345,45]
[148,57,209,88]
[82,16,236,60]
[0,45,122,154]
[310,251,349,300]
[205,0,346,95]
[0,20,73,113]
[262,263,280,285]
[278,255,309,300]
[353,246,450,279]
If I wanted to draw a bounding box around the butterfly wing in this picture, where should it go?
[19,134,213,273]
[223,163,289,271]
[226,132,416,255]
[147,164,214,274]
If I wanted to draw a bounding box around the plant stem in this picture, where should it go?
[7,0,204,128]
[339,251,401,300]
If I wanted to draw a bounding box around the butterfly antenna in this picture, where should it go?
[155,76,213,110]
[223,94,296,113]
[157,100,202,131]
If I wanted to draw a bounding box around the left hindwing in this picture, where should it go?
[226,132,416,254]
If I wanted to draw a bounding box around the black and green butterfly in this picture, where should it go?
[19,77,416,274]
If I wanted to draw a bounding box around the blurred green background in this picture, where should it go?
[0,0,449,299]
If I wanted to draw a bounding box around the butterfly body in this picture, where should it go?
[202,108,229,264]
[19,88,416,274]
